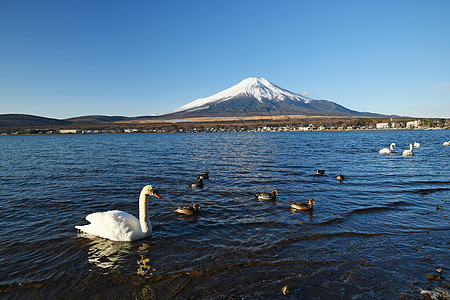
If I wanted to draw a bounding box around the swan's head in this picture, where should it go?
[271,190,278,195]
[392,143,396,147]
[193,204,200,211]
[309,199,316,205]
[142,185,162,199]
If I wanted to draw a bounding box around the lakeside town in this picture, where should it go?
[1,118,449,135]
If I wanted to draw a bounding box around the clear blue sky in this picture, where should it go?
[1,0,449,119]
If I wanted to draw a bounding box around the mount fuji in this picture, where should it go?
[162,77,381,118]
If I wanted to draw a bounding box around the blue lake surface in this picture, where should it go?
[0,131,449,299]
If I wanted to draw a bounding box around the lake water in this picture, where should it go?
[0,131,449,299]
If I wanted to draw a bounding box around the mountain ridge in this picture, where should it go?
[0,114,73,127]
[169,77,312,114]
[162,77,385,119]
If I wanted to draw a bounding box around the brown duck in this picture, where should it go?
[291,199,315,210]
[174,204,200,215]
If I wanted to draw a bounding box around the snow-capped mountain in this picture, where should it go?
[163,77,378,118]
[171,77,312,113]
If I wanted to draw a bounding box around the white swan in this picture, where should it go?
[402,144,414,156]
[379,143,396,154]
[75,185,162,241]
[414,142,421,148]
[443,141,450,146]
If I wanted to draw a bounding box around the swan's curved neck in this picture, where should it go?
[139,191,150,233]
[409,144,413,150]
[390,144,395,150]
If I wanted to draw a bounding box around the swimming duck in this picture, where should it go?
[197,172,209,179]
[336,174,345,181]
[174,204,200,215]
[316,169,325,175]
[189,177,204,188]
[291,198,315,210]
[255,190,278,200]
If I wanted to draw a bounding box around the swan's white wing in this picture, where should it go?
[402,150,413,156]
[76,210,141,241]
[379,148,390,154]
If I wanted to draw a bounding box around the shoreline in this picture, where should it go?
[1,127,448,136]
[1,115,448,135]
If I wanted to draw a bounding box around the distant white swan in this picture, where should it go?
[75,185,162,241]
[402,144,414,157]
[443,141,450,146]
[414,142,421,148]
[379,143,396,154]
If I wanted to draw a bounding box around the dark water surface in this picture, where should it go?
[1,131,449,299]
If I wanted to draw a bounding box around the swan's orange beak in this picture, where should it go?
[153,191,162,199]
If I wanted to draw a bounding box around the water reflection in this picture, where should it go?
[175,214,200,222]
[256,199,277,205]
[80,233,154,276]
[291,209,314,223]
[137,243,155,277]
[78,233,133,270]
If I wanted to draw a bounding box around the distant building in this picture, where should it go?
[59,129,79,134]
[406,120,419,129]
[376,123,389,129]
[124,129,138,133]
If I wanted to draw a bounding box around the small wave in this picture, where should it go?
[348,206,391,215]
[279,231,384,246]
[385,200,410,207]
[308,231,383,240]
[317,217,345,226]
[410,180,450,185]
[416,187,450,195]
[347,201,411,216]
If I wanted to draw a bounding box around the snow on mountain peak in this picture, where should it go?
[237,77,306,102]
[170,77,312,114]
